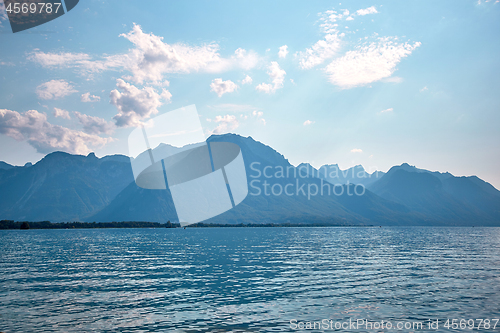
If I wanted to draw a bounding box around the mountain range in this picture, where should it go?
[0,134,498,226]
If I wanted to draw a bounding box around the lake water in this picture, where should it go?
[1,227,500,332]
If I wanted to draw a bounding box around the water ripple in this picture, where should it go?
[1,227,500,332]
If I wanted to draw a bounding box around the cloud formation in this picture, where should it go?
[242,75,252,85]
[296,6,419,89]
[81,93,101,103]
[210,78,238,97]
[303,120,315,126]
[36,80,77,100]
[278,45,289,58]
[53,108,70,120]
[350,148,363,153]
[28,51,121,77]
[110,79,172,127]
[298,34,342,69]
[256,62,286,94]
[356,6,378,16]
[0,2,7,24]
[252,110,266,125]
[118,24,260,84]
[30,51,92,67]
[74,112,115,135]
[0,109,111,155]
[324,38,421,89]
[212,115,239,134]
[296,9,348,70]
[297,6,380,70]
[28,24,260,85]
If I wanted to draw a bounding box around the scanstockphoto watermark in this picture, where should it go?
[248,162,383,199]
[289,318,500,331]
[290,318,430,331]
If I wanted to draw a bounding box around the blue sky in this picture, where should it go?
[0,0,499,188]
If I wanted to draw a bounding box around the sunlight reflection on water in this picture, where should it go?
[1,227,500,332]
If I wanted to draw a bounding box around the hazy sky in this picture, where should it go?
[0,0,499,188]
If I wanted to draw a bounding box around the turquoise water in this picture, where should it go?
[1,227,500,332]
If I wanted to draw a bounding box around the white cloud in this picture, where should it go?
[252,110,266,125]
[110,79,172,127]
[74,111,115,135]
[28,51,120,77]
[29,51,91,67]
[297,33,342,69]
[379,108,394,114]
[36,80,77,100]
[351,148,363,153]
[212,115,239,134]
[317,9,349,34]
[81,92,101,103]
[28,24,260,84]
[0,109,111,155]
[356,6,378,16]
[297,6,387,71]
[210,78,238,97]
[0,3,8,27]
[303,120,315,126]
[324,38,421,89]
[242,75,253,85]
[53,108,71,120]
[420,86,428,92]
[256,61,286,94]
[117,24,260,84]
[297,10,346,69]
[278,45,289,58]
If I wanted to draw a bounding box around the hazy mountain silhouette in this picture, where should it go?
[0,161,14,170]
[91,134,372,225]
[368,163,500,225]
[297,163,385,187]
[0,152,133,221]
[0,135,499,226]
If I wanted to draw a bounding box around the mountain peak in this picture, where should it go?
[352,164,366,171]
[40,151,73,163]
[387,163,419,174]
[399,163,417,170]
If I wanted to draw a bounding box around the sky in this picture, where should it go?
[0,0,499,188]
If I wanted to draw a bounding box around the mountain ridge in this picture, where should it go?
[0,134,498,226]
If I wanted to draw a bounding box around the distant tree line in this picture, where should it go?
[0,220,180,230]
[0,220,365,230]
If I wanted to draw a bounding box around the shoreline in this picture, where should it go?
[0,220,368,229]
